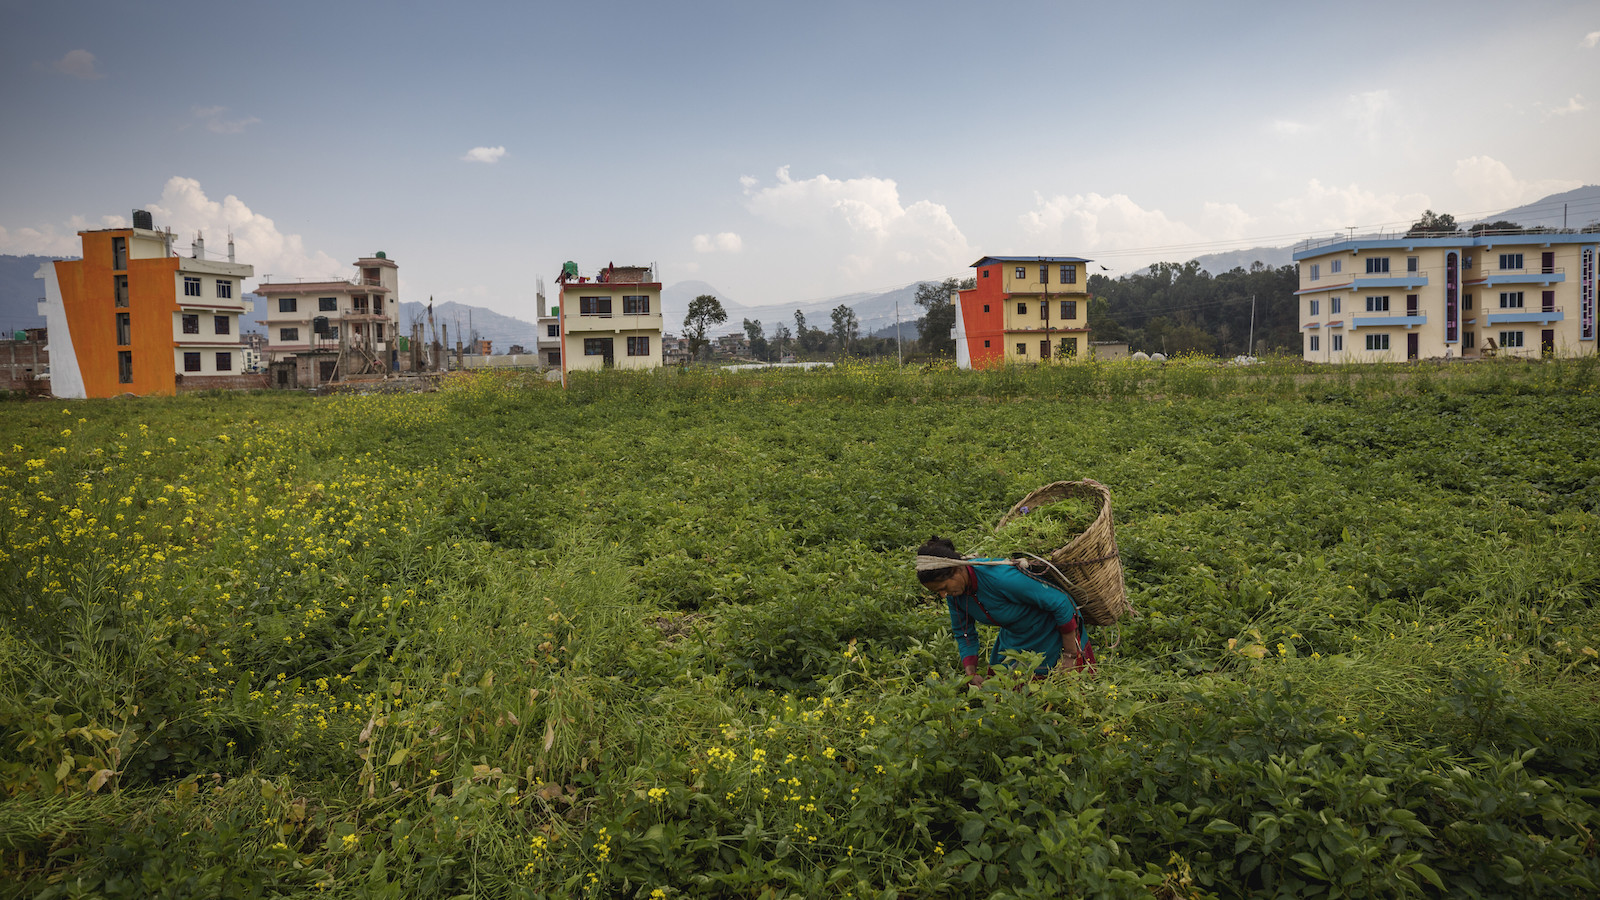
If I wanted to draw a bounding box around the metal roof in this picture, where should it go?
[971,256,1094,267]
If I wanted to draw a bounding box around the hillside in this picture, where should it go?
[0,255,66,334]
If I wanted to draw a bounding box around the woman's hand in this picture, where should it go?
[964,661,984,687]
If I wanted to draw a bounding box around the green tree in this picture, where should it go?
[684,294,728,363]
[1469,220,1523,236]
[829,305,859,354]
[1407,210,1460,237]
[914,277,962,357]
[742,318,769,361]
[772,323,792,358]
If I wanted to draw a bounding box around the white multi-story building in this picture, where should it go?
[256,253,402,384]
[1295,231,1597,362]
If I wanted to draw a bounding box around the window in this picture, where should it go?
[1014,267,1026,279]
[1016,302,1027,315]
[115,275,129,307]
[1500,331,1524,348]
[1499,291,1524,309]
[182,314,200,335]
[372,297,383,314]
[983,340,991,348]
[579,296,612,316]
[183,352,201,372]
[1015,343,1027,355]
[116,312,131,346]
[185,277,202,297]
[279,297,297,313]
[546,350,561,365]
[1041,339,1051,356]
[583,337,613,356]
[1542,290,1555,312]
[319,297,337,311]
[1499,253,1523,271]
[1060,264,1076,284]
[1365,257,1390,274]
[1330,259,1342,274]
[546,324,559,338]
[280,327,299,342]
[1331,296,1341,314]
[1310,299,1320,316]
[1310,263,1321,281]
[1366,334,1390,351]
[1061,336,1078,357]
[375,323,384,340]
[1464,293,1474,310]
[983,269,990,278]
[1061,300,1077,320]
[623,295,650,315]
[214,315,230,335]
[982,304,989,313]
[118,350,132,384]
[626,335,651,356]
[215,351,232,372]
[1407,256,1418,273]
[1309,335,1320,352]
[1365,296,1390,312]
[1039,266,1048,283]
[112,237,127,270]
[215,280,233,299]
[1332,334,1343,352]
[1465,331,1475,349]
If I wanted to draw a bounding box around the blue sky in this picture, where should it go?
[3,0,1597,318]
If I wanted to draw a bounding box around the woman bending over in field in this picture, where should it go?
[916,536,1094,685]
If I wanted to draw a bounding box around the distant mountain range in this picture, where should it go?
[6,185,1595,348]
[0,256,60,335]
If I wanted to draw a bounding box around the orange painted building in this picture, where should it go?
[37,213,255,398]
[954,256,1094,368]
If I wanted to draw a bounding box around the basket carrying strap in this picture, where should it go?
[1005,555,1120,655]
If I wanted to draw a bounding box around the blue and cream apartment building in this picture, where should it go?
[1294,232,1597,362]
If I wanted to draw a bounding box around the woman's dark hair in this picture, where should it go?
[916,535,962,585]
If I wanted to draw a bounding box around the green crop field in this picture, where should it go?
[3,358,1599,899]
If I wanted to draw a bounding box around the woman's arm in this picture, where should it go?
[946,599,981,675]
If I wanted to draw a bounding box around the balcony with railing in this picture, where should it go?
[1349,308,1427,330]
[1487,303,1563,325]
[1475,266,1565,287]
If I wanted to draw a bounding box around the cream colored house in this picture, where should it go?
[1295,232,1597,362]
[557,263,664,374]
[256,253,402,384]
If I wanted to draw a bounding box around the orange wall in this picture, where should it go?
[57,232,179,398]
[958,264,1008,368]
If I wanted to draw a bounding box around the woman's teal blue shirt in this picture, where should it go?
[945,561,1086,674]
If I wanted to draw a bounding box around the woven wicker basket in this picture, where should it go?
[994,479,1132,626]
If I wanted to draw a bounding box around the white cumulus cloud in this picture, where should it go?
[1273,179,1432,233]
[0,215,127,256]
[1451,156,1583,211]
[1021,192,1204,257]
[742,166,970,278]
[1582,31,1599,49]
[50,49,100,80]
[144,177,345,283]
[192,105,260,134]
[692,232,743,253]
[462,146,507,163]
[1549,95,1586,116]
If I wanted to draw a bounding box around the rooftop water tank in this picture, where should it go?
[132,209,153,230]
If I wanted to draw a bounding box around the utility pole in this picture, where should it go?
[895,300,903,366]
[1248,294,1257,359]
